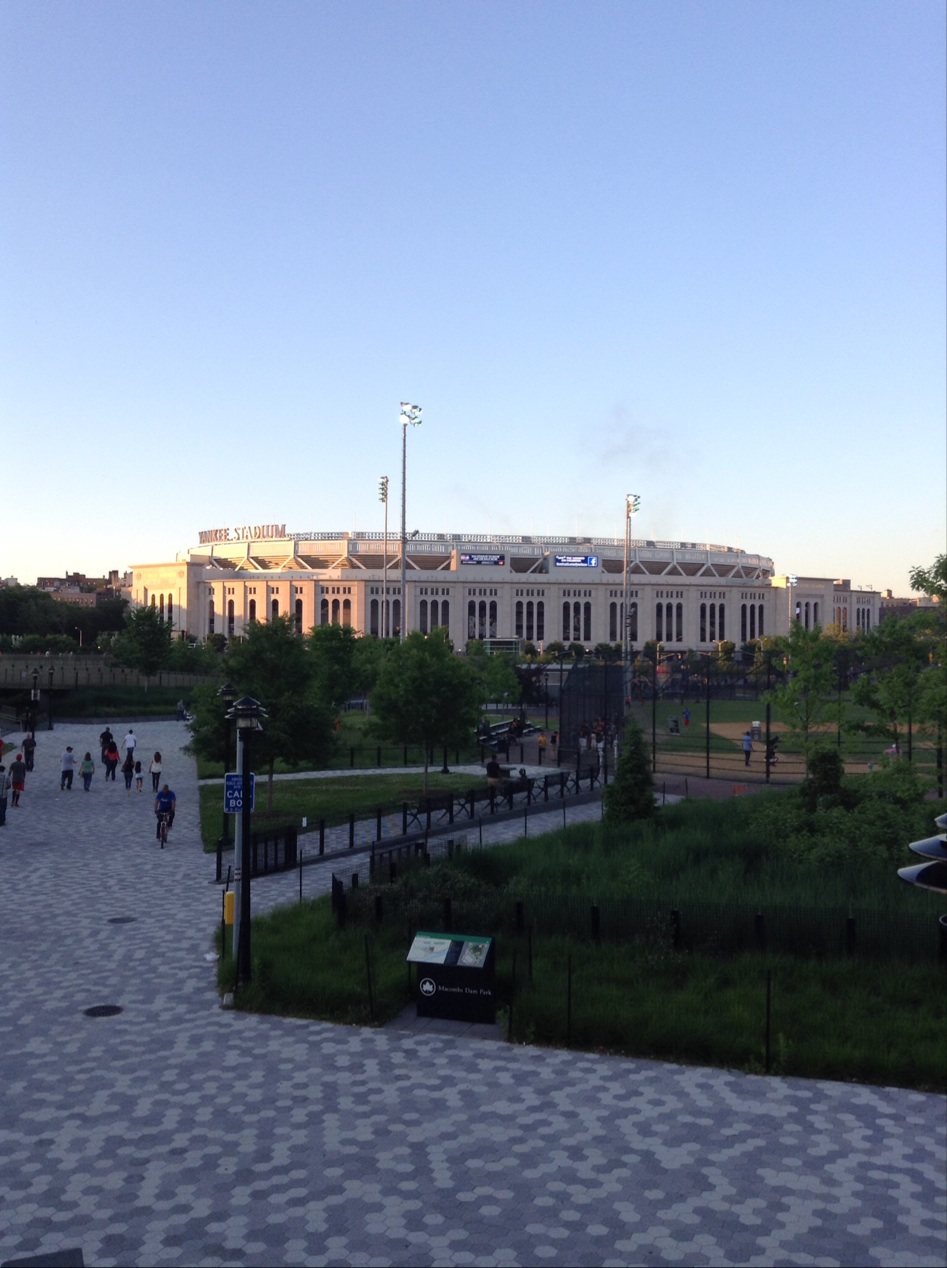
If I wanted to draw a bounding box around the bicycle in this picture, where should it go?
[157,810,171,848]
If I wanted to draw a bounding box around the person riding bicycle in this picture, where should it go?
[154,783,177,840]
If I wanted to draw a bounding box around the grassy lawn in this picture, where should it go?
[199,770,493,847]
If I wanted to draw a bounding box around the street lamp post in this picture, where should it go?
[47,666,54,730]
[227,695,266,991]
[379,476,390,638]
[218,683,237,852]
[30,668,39,740]
[399,402,422,641]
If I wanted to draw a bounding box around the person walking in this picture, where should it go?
[79,752,95,791]
[9,753,27,806]
[22,733,36,771]
[741,730,753,767]
[134,760,144,793]
[103,739,120,782]
[0,764,9,824]
[122,729,137,763]
[99,725,114,764]
[121,752,135,793]
[149,752,162,793]
[60,746,78,791]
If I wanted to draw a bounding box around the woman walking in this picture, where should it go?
[149,752,162,793]
[104,739,120,782]
[80,752,95,792]
[122,752,135,793]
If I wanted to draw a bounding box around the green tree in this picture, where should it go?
[188,617,335,809]
[370,630,482,793]
[112,605,173,679]
[603,719,656,823]
[852,612,942,762]
[767,624,836,775]
[308,624,376,711]
[465,641,519,710]
[909,554,947,601]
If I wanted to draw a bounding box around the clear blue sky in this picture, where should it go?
[2,1,944,595]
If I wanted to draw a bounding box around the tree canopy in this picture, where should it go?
[112,604,173,678]
[188,616,335,807]
[370,630,482,792]
[909,554,947,602]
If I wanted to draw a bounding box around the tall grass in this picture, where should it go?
[220,901,947,1091]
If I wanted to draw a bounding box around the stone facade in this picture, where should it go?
[130,531,881,649]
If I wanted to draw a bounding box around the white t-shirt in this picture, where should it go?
[124,733,136,752]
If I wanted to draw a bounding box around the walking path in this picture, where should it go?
[0,721,944,1268]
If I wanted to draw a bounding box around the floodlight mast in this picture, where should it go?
[379,476,389,637]
[623,494,641,707]
[399,403,422,641]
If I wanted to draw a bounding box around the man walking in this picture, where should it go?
[741,730,753,767]
[123,729,137,762]
[60,746,78,790]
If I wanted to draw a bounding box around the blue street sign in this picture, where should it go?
[224,772,255,814]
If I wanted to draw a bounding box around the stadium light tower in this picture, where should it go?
[623,494,641,704]
[379,476,390,637]
[399,403,422,641]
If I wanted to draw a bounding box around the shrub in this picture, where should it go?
[604,719,656,823]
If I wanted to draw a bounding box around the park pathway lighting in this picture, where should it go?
[217,683,238,854]
[226,695,267,991]
[30,668,39,739]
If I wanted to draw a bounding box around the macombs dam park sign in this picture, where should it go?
[406,931,497,1024]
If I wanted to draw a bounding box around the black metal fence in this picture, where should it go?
[341,884,944,964]
[216,765,603,880]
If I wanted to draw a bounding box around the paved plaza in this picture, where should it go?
[0,721,944,1268]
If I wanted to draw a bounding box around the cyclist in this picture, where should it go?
[154,783,177,841]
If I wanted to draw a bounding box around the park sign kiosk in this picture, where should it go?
[406,931,496,1024]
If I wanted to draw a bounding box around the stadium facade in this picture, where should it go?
[130,526,880,651]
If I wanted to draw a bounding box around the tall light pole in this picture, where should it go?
[217,682,237,853]
[399,402,422,641]
[379,476,390,638]
[787,574,798,629]
[30,668,39,741]
[623,494,641,708]
[227,695,266,992]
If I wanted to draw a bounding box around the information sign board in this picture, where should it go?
[224,772,255,814]
[460,552,505,566]
[555,554,599,568]
[407,930,496,1023]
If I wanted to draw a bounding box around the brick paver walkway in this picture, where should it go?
[1,721,944,1267]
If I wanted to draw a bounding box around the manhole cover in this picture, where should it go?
[83,1005,123,1018]
[107,917,136,924]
